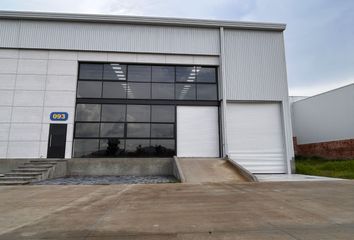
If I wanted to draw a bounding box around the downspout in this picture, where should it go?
[219,27,228,157]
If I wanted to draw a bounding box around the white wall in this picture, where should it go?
[0,48,219,158]
[293,84,354,144]
[0,49,77,158]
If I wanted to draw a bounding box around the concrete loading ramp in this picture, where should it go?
[175,157,252,183]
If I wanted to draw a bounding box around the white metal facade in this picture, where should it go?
[0,11,293,173]
[292,84,354,144]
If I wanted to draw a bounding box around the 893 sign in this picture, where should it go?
[50,112,68,121]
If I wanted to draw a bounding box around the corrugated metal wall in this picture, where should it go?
[224,30,288,101]
[293,84,354,144]
[0,20,220,55]
[0,20,20,48]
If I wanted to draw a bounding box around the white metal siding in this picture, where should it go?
[0,20,20,48]
[0,20,220,55]
[224,30,288,101]
[293,84,354,144]
[227,103,286,173]
[177,106,219,157]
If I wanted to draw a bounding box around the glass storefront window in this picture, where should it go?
[74,63,218,158]
[75,104,101,121]
[77,81,102,98]
[79,64,103,80]
[128,65,151,82]
[152,66,175,82]
[103,64,127,81]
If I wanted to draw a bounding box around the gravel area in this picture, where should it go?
[32,175,178,185]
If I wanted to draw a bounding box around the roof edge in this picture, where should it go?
[0,10,286,31]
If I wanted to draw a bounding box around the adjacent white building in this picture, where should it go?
[292,84,354,159]
[0,11,294,173]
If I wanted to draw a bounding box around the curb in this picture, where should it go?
[226,157,258,182]
[173,156,186,183]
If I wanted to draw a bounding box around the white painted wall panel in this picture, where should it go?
[1,20,220,55]
[224,30,288,101]
[227,103,286,173]
[0,74,16,89]
[15,75,46,90]
[13,91,45,106]
[0,107,12,123]
[0,49,78,158]
[0,59,18,74]
[17,59,48,75]
[177,106,219,157]
[0,124,10,141]
[9,123,42,141]
[7,142,40,158]
[0,142,8,158]
[11,107,43,123]
[0,49,19,59]
[293,84,354,144]
[0,90,13,106]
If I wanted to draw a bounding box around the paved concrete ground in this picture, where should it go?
[0,181,354,239]
[256,174,344,182]
[178,158,246,183]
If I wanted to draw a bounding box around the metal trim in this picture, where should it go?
[0,10,286,31]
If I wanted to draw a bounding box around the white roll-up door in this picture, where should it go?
[227,103,286,173]
[177,106,219,157]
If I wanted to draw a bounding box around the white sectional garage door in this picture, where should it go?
[177,106,219,157]
[227,103,286,173]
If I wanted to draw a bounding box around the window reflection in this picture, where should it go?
[76,104,101,121]
[151,124,174,138]
[103,64,127,81]
[75,123,100,137]
[100,123,124,137]
[73,139,99,157]
[101,105,126,121]
[197,84,217,100]
[175,84,196,100]
[127,123,150,138]
[176,66,196,82]
[79,64,103,80]
[126,105,150,122]
[196,67,216,83]
[128,65,151,82]
[98,139,125,157]
[77,81,102,98]
[151,105,175,122]
[102,82,126,98]
[152,83,174,99]
[152,66,175,82]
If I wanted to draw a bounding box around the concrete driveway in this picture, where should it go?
[0,181,353,239]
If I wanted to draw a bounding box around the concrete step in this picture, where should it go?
[0,176,37,181]
[0,181,30,185]
[5,172,43,177]
[29,160,58,164]
[12,168,48,173]
[20,164,54,168]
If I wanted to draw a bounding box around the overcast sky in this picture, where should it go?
[1,0,353,96]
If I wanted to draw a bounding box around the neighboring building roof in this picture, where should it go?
[0,10,286,31]
[293,83,354,104]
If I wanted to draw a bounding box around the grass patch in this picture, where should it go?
[295,156,354,179]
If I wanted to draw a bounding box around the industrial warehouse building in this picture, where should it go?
[0,11,294,174]
[292,84,354,159]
